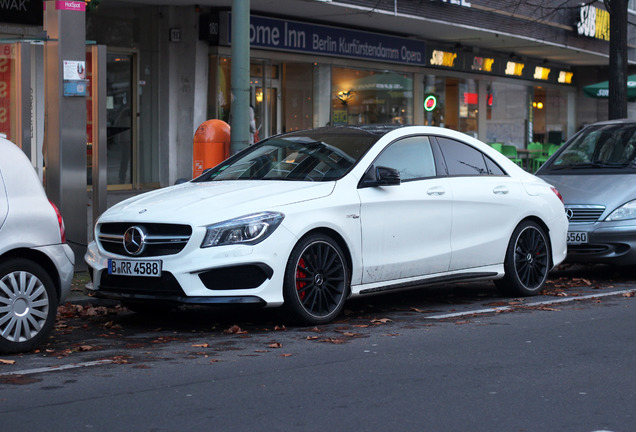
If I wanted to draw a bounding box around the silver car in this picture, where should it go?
[537,119,636,266]
[0,136,75,353]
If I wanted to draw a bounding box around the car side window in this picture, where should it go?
[374,136,436,181]
[436,137,504,176]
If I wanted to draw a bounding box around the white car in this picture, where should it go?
[85,126,567,325]
[0,136,75,353]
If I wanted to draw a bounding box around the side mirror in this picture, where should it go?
[359,165,401,188]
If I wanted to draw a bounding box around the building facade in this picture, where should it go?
[1,0,636,255]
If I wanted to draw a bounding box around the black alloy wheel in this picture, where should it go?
[496,220,551,296]
[283,233,349,325]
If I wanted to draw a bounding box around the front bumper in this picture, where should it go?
[84,227,296,307]
[565,222,636,266]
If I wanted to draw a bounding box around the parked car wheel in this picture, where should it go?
[496,221,551,296]
[283,234,349,325]
[0,258,58,353]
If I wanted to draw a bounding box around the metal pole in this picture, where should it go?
[230,0,251,154]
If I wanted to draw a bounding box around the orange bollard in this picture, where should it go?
[192,120,231,178]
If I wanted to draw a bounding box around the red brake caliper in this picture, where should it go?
[296,257,307,301]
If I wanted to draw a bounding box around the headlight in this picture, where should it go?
[201,212,284,248]
[606,200,636,221]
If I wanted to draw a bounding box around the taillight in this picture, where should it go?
[49,201,66,243]
[551,187,564,204]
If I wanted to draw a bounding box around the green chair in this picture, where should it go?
[489,143,503,153]
[527,142,544,172]
[502,145,522,167]
[533,144,560,171]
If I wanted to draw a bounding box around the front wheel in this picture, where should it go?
[0,258,58,353]
[495,221,551,296]
[282,234,349,325]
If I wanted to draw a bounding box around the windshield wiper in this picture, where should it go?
[549,161,632,170]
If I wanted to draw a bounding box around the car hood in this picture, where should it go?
[99,180,336,225]
[539,173,636,213]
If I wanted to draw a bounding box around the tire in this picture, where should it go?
[495,221,551,296]
[0,258,58,354]
[282,234,349,325]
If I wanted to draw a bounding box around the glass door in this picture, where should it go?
[106,50,136,187]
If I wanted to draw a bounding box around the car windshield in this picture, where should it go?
[545,123,636,171]
[195,127,382,182]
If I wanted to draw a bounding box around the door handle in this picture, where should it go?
[427,186,446,196]
[493,185,509,195]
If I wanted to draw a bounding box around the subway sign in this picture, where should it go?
[577,5,610,41]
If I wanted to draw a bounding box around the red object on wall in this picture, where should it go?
[192,119,231,178]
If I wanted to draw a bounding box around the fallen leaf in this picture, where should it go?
[268,342,282,349]
[280,353,293,357]
[370,318,392,325]
[224,325,248,335]
[320,338,347,344]
[275,325,287,331]
[623,292,635,298]
[0,359,16,365]
[192,343,210,348]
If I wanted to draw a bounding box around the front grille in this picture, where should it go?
[99,271,185,297]
[98,222,192,257]
[566,205,606,224]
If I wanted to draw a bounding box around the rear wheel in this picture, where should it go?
[0,258,58,353]
[495,221,551,296]
[282,234,349,325]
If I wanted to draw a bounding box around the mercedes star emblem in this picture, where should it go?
[566,208,574,221]
[123,226,147,256]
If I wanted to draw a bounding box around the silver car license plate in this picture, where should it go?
[108,259,162,277]
[566,231,588,245]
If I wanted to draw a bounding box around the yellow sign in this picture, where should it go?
[533,66,551,81]
[558,71,574,84]
[505,61,525,77]
[430,50,458,68]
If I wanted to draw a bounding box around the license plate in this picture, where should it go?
[108,259,162,277]
[567,231,588,245]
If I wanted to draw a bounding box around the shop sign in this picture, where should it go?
[1,0,43,25]
[505,61,525,77]
[576,5,610,41]
[558,71,573,84]
[223,13,427,66]
[533,66,551,81]
[429,50,458,68]
[471,56,495,72]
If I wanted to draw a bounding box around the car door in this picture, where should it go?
[357,135,452,284]
[434,137,527,271]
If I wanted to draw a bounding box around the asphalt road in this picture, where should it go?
[1,264,635,432]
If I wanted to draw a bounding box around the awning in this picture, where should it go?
[583,75,636,101]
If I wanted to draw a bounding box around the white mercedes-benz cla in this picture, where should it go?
[86,125,567,325]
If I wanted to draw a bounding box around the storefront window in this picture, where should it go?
[282,63,313,132]
[212,57,282,139]
[331,67,413,126]
[422,75,478,137]
[485,81,528,147]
